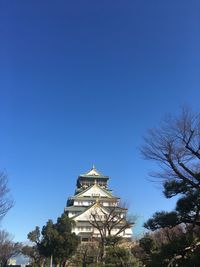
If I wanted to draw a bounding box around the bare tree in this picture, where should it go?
[0,230,21,267]
[141,107,200,190]
[141,107,200,226]
[89,204,134,260]
[0,172,13,220]
[73,242,100,267]
[21,245,40,266]
[90,206,133,238]
[138,108,200,266]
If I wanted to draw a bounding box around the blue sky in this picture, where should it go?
[0,1,200,241]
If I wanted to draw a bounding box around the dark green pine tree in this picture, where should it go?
[27,214,79,267]
[51,213,79,265]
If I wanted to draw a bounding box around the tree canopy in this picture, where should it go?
[26,213,79,267]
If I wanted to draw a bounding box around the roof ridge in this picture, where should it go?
[80,166,107,177]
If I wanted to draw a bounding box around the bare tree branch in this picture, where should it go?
[88,204,134,260]
[0,172,14,220]
[141,108,200,191]
[0,230,22,267]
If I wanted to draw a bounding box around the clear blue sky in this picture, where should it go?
[0,0,200,241]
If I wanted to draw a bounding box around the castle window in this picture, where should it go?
[92,193,100,197]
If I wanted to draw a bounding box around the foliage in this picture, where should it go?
[70,238,143,267]
[105,246,143,267]
[105,235,122,247]
[26,213,79,266]
[144,211,179,230]
[26,227,46,267]
[49,213,79,264]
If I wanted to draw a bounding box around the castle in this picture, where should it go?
[65,166,133,241]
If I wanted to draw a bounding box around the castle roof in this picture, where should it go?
[65,206,86,212]
[71,202,128,221]
[79,165,109,179]
[74,182,114,198]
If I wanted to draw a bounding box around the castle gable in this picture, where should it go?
[73,203,109,221]
[76,183,113,198]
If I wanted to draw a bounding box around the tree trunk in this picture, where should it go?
[2,259,8,267]
[50,255,53,267]
[40,258,45,267]
[82,253,87,267]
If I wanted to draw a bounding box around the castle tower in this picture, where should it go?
[65,166,133,241]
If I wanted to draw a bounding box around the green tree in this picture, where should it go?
[105,246,142,267]
[27,214,79,267]
[50,213,79,266]
[41,220,57,259]
[27,227,46,267]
